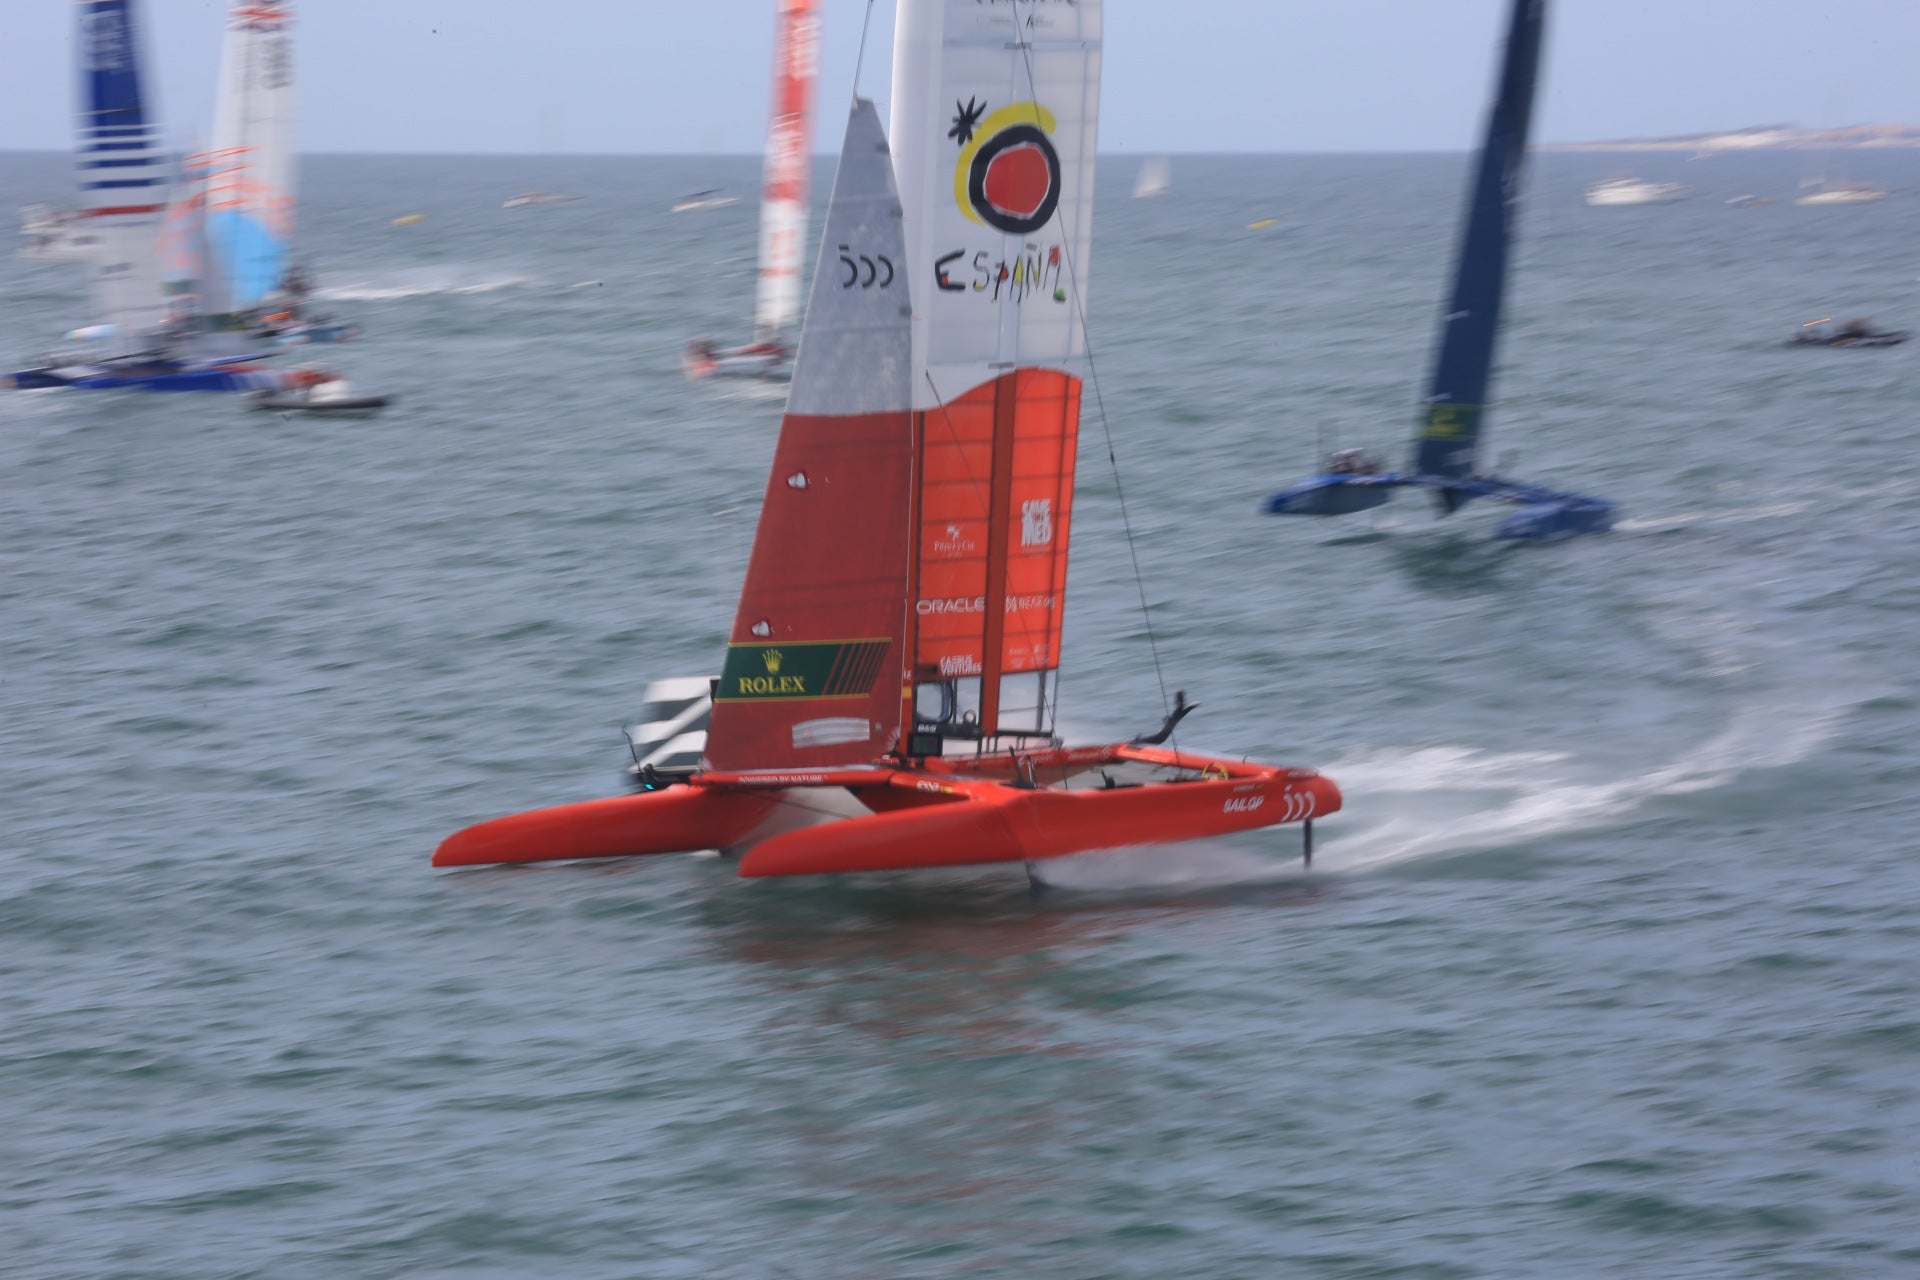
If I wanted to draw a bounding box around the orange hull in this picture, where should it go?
[434,746,1339,877]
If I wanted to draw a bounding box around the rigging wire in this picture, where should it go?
[851,0,879,107]
[1009,7,1178,747]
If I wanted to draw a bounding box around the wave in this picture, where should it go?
[315,272,536,302]
[1323,692,1850,873]
[1034,672,1862,893]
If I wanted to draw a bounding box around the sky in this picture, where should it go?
[1,0,1916,155]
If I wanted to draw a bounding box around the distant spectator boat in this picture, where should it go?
[1585,177,1688,206]
[18,203,99,261]
[1792,180,1890,206]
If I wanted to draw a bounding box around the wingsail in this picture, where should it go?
[891,0,1101,746]
[76,0,173,356]
[1414,0,1543,505]
[204,0,296,315]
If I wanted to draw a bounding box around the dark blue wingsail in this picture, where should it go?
[1413,0,1544,509]
[1263,0,1612,538]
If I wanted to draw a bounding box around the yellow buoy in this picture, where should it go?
[392,214,425,227]
[1246,218,1280,231]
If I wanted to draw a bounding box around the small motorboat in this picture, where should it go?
[1789,318,1909,348]
[671,189,740,213]
[502,190,582,209]
[682,336,793,382]
[1586,177,1688,206]
[1793,181,1891,207]
[249,377,391,417]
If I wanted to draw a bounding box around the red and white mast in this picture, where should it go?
[752,0,820,345]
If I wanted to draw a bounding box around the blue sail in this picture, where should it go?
[1412,0,1544,510]
[75,0,174,352]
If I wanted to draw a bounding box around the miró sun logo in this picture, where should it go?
[949,97,1062,236]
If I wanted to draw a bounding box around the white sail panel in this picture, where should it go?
[205,0,296,313]
[889,0,1102,410]
[752,0,821,341]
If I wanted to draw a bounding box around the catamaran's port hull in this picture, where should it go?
[433,745,1340,877]
[5,365,318,393]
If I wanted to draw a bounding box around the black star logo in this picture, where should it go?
[948,97,987,146]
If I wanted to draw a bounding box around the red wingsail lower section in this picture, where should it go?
[913,369,1080,688]
[705,409,914,769]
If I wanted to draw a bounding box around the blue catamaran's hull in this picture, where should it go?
[6,362,313,393]
[1265,472,1614,541]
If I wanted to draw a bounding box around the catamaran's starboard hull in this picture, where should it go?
[434,745,1340,877]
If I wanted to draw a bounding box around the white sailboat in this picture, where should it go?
[1132,156,1171,198]
[683,0,820,381]
[6,0,321,392]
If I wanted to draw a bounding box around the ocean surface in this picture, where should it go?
[3,147,1918,1278]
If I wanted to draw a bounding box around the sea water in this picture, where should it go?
[3,148,1917,1277]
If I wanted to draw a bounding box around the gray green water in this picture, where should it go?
[3,147,1918,1277]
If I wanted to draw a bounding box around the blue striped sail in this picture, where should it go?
[76,0,173,352]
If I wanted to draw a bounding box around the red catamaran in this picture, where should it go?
[437,0,1339,878]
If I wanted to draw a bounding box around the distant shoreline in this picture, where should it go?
[1540,124,1920,153]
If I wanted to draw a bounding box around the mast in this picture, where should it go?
[205,0,296,316]
[703,100,915,770]
[76,0,172,357]
[752,0,821,344]
[889,0,1102,750]
[1412,0,1545,510]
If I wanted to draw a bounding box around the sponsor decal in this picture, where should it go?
[937,654,984,677]
[934,243,1066,305]
[1020,498,1053,548]
[916,594,1056,616]
[791,717,872,749]
[949,98,1061,236]
[1421,402,1480,441]
[933,96,1072,306]
[717,639,891,702]
[1223,796,1265,815]
[932,523,977,557]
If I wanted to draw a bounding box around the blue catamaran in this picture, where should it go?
[1263,0,1613,541]
[5,0,319,393]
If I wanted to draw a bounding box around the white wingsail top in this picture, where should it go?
[889,0,1102,410]
[204,0,296,314]
[752,0,821,343]
[77,0,173,356]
